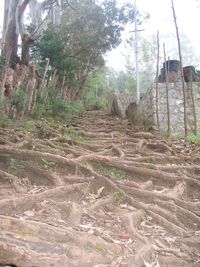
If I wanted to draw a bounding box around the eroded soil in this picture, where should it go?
[0,111,200,267]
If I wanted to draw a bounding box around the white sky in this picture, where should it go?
[0,0,199,70]
[106,0,200,70]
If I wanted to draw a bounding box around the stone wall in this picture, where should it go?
[137,87,155,126]
[110,91,134,119]
[138,81,200,135]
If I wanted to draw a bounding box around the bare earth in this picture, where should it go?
[0,111,200,267]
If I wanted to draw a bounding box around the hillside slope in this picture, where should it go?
[0,111,200,267]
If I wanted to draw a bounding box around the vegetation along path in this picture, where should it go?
[0,111,200,267]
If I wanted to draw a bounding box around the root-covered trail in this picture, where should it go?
[0,111,200,267]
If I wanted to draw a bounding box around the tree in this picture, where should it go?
[1,0,60,67]
[125,34,157,92]
[116,71,136,93]
[36,0,136,100]
[1,0,21,67]
[83,67,110,110]
[163,33,200,66]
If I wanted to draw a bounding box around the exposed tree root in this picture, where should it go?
[0,111,199,266]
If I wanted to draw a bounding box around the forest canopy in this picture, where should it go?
[0,0,138,118]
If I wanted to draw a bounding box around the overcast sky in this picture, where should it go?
[0,0,200,70]
[106,0,200,70]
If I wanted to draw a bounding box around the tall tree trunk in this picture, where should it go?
[171,0,187,137]
[21,34,33,65]
[2,0,53,68]
[74,65,91,100]
[1,0,20,68]
[21,65,37,117]
[155,30,160,130]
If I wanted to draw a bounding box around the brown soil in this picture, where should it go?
[0,111,200,267]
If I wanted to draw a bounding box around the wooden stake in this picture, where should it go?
[155,31,160,130]
[189,70,197,135]
[171,0,187,137]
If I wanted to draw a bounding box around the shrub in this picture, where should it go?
[34,95,84,121]
[186,135,200,145]
[11,88,26,111]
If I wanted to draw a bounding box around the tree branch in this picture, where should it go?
[16,0,31,37]
[65,0,76,11]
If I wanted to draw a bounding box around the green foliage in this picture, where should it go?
[83,67,116,110]
[34,92,84,121]
[1,0,140,121]
[186,135,200,145]
[109,191,125,203]
[24,120,36,131]
[41,158,56,169]
[0,99,14,127]
[51,97,74,119]
[163,129,170,138]
[0,116,13,128]
[116,71,136,93]
[144,124,154,133]
[64,127,77,137]
[173,135,200,147]
[91,162,125,180]
[106,189,125,203]
[37,125,51,139]
[11,88,26,111]
[95,246,107,255]
[8,159,25,174]
[33,0,136,96]
[65,127,87,148]
[0,55,5,74]
[125,34,157,92]
[110,168,125,180]
[146,156,155,164]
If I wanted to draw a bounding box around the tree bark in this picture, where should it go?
[21,65,37,117]
[21,34,34,65]
[1,0,20,68]
[2,0,54,67]
[74,65,91,100]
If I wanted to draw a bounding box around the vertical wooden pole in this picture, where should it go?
[134,0,140,104]
[189,70,197,135]
[171,0,187,137]
[155,31,160,130]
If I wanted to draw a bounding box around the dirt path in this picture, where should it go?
[0,111,200,267]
